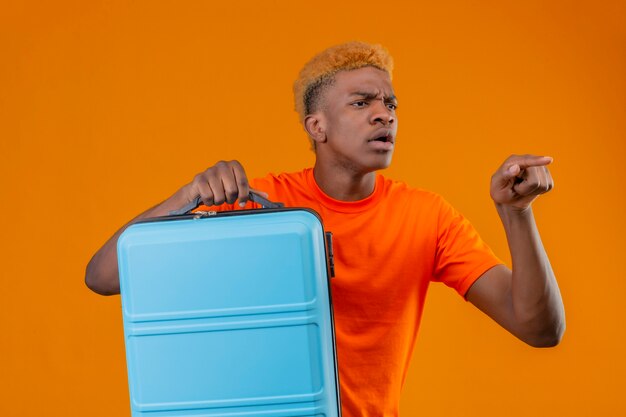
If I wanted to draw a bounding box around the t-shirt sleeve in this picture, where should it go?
[431,196,503,298]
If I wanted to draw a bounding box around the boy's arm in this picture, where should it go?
[465,155,566,347]
[85,160,256,295]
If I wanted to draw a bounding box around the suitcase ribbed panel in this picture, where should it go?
[118,210,340,417]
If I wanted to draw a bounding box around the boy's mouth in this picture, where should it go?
[369,135,393,143]
[367,130,395,144]
[367,131,395,150]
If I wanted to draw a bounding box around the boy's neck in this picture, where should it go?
[313,162,377,201]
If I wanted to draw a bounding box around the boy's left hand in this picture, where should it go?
[490,154,554,211]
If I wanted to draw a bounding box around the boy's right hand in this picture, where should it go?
[183,160,267,208]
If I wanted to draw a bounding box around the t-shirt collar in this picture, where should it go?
[305,168,384,213]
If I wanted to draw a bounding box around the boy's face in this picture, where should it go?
[314,66,398,174]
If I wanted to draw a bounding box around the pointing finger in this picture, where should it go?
[502,155,553,181]
[513,155,553,170]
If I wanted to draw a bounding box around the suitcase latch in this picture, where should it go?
[325,232,335,278]
[193,211,217,219]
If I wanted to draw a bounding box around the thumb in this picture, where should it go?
[503,164,521,180]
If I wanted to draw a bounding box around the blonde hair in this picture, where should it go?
[293,41,394,124]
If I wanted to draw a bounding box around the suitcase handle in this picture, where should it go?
[168,191,284,215]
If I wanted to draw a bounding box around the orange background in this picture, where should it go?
[1,1,625,415]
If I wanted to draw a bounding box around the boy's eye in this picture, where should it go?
[353,101,367,107]
[386,103,397,110]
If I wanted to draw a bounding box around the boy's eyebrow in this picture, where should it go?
[349,91,398,102]
[349,91,378,99]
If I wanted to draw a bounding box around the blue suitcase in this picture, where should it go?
[117,198,341,417]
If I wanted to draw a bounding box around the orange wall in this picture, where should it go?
[1,1,625,415]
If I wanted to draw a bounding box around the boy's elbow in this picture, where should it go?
[85,262,120,296]
[525,319,566,348]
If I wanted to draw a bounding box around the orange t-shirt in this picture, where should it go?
[199,168,502,417]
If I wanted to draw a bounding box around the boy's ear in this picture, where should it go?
[304,114,327,145]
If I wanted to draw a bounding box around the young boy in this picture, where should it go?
[86,41,565,416]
